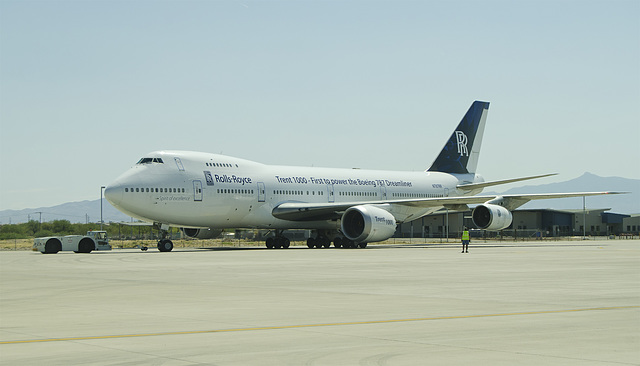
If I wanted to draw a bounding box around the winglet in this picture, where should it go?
[428,101,490,174]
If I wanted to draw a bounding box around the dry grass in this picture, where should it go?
[109,238,272,250]
[1,238,417,251]
[0,239,34,251]
[1,236,608,252]
[0,238,296,251]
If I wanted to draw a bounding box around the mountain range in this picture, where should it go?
[488,172,638,214]
[0,198,131,225]
[0,173,637,225]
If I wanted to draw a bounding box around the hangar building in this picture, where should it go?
[394,208,638,239]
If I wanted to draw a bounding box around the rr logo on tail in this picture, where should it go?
[428,101,489,174]
[455,131,468,156]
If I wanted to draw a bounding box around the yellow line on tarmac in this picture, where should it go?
[2,305,637,345]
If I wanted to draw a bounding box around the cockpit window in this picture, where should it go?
[136,157,164,164]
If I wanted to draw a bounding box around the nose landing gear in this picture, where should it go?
[155,223,174,252]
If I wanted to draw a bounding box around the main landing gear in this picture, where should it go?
[307,230,367,249]
[306,235,331,248]
[331,237,367,249]
[264,230,368,249]
[265,230,290,249]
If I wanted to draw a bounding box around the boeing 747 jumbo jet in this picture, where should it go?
[105,101,619,251]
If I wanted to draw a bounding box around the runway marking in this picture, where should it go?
[1,305,637,345]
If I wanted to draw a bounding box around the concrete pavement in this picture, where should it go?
[1,240,638,365]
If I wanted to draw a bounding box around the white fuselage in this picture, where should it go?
[105,151,483,230]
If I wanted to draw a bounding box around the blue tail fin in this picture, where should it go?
[427,101,490,174]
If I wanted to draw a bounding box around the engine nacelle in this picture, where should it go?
[341,205,397,243]
[472,204,513,230]
[181,228,223,239]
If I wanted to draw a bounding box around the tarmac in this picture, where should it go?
[1,240,638,365]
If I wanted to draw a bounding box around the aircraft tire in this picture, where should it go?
[358,242,368,249]
[333,237,343,248]
[306,238,315,248]
[266,237,275,249]
[314,236,329,248]
[158,239,173,252]
[282,237,290,249]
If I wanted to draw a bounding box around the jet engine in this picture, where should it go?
[341,205,397,243]
[181,228,223,239]
[472,204,513,231]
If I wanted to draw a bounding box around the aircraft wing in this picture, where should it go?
[272,198,476,221]
[475,192,625,211]
[272,192,624,221]
[456,173,557,191]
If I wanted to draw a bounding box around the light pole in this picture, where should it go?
[101,186,106,230]
[583,196,586,240]
[444,188,449,242]
[35,211,42,233]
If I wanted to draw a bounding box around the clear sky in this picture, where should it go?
[1,0,638,211]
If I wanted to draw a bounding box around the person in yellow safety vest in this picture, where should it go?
[461,227,470,253]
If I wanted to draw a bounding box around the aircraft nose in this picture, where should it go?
[104,182,123,207]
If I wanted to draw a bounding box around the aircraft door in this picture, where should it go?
[258,182,266,202]
[193,180,203,201]
[175,157,185,171]
[327,184,335,203]
[380,185,387,200]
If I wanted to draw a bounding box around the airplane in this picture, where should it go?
[104,101,621,251]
